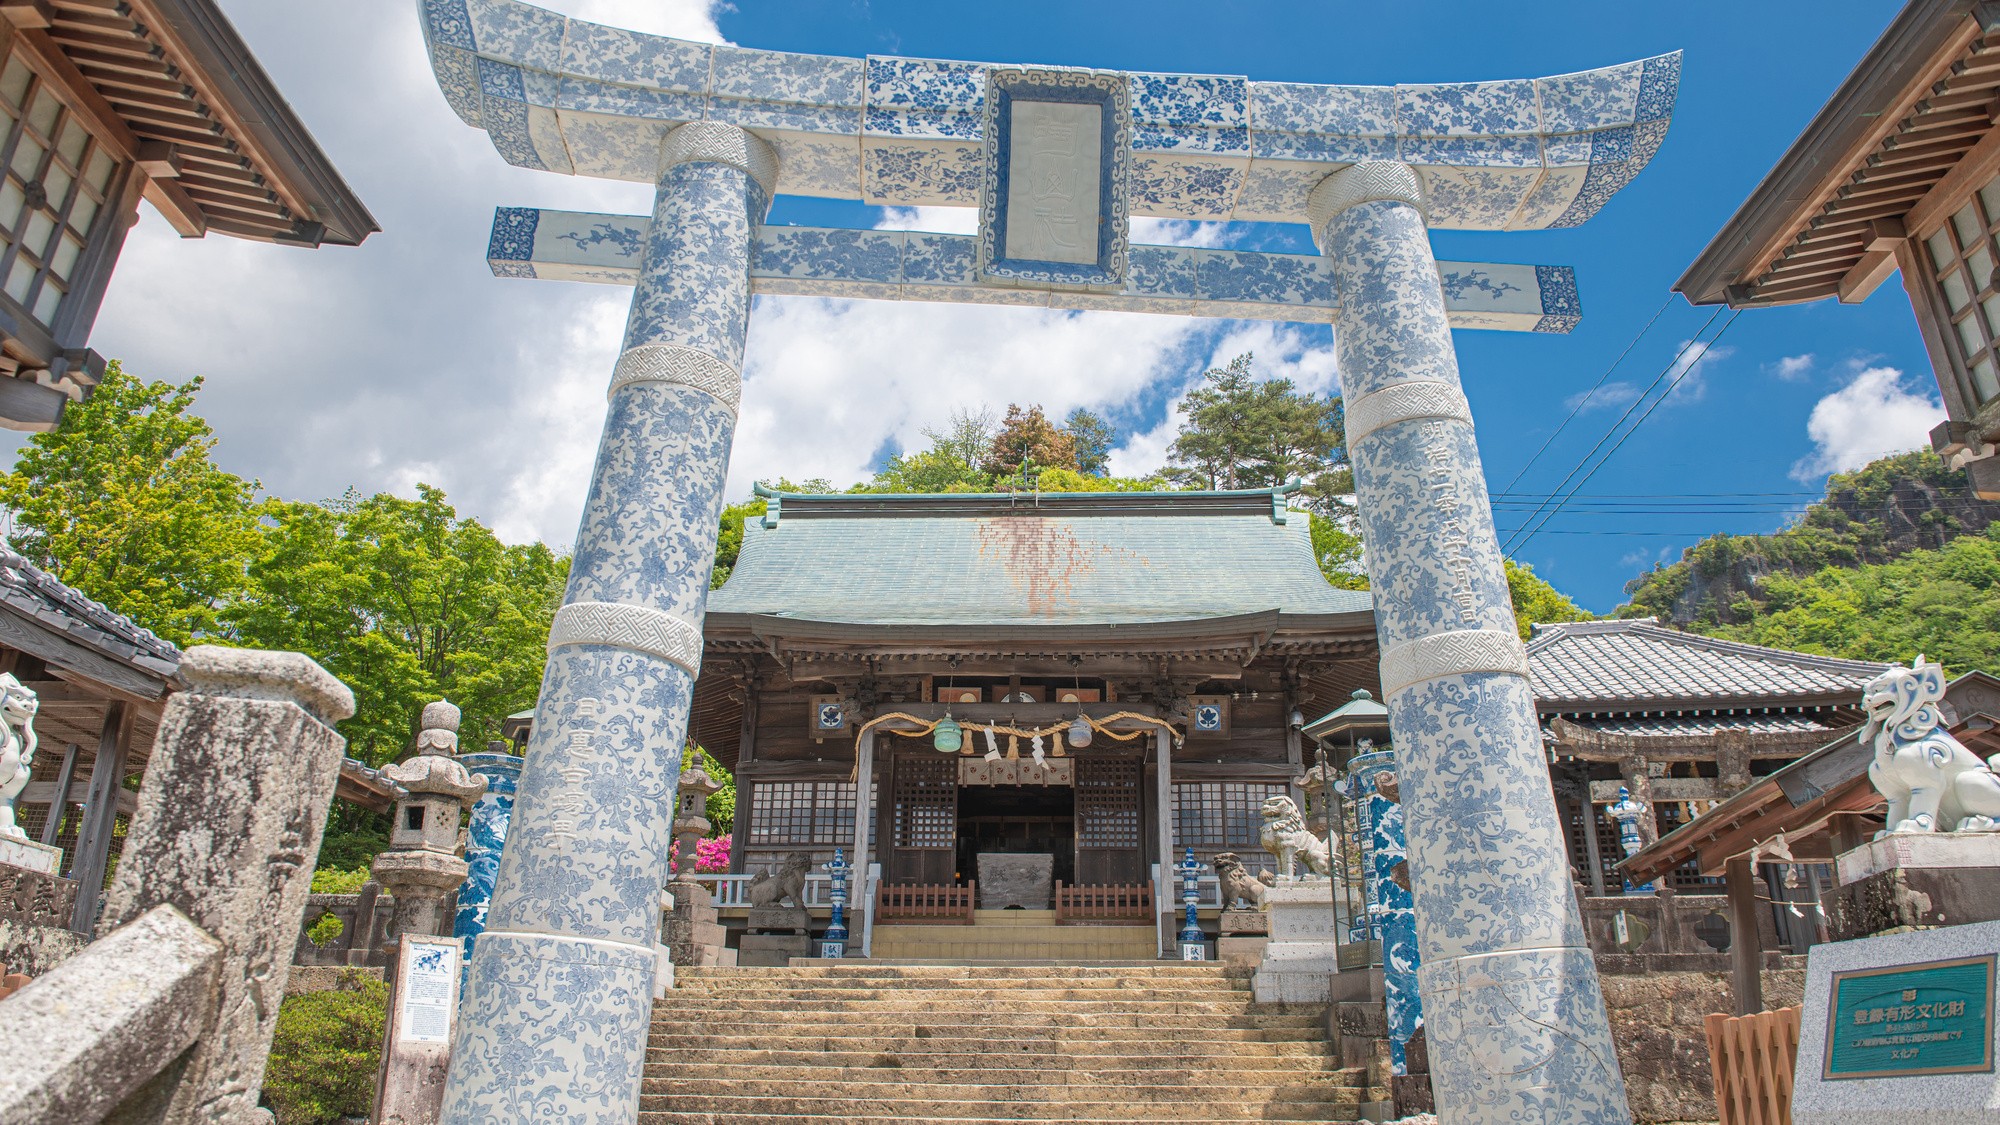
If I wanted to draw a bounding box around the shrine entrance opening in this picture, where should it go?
[956,785,1075,890]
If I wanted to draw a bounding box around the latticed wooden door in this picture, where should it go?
[888,753,957,885]
[1074,755,1143,886]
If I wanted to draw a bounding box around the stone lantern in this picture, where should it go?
[373,701,486,941]
[672,758,722,877]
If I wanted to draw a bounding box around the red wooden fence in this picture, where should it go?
[876,882,976,925]
[1705,1006,1800,1125]
[1054,881,1153,924]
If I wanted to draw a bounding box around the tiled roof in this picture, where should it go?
[1564,713,1843,738]
[0,549,180,678]
[708,488,1372,627]
[1527,619,1886,707]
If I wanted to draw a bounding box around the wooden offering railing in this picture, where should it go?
[1705,1006,1800,1125]
[1055,881,1154,924]
[875,881,976,925]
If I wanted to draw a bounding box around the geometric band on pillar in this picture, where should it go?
[1378,628,1530,696]
[1345,381,1474,443]
[608,343,743,410]
[547,601,705,676]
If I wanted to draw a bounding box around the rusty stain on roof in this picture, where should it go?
[975,516,1147,616]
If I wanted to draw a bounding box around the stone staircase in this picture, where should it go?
[641,962,1377,1124]
[870,909,1159,961]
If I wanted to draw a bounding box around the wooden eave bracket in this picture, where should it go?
[1838,222,1904,304]
[136,140,181,180]
[0,0,54,31]
[142,175,204,238]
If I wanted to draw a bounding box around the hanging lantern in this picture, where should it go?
[1067,714,1092,749]
[933,714,962,754]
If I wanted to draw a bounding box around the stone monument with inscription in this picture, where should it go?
[421,3,1676,1120]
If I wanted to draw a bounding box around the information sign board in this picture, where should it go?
[399,939,460,1045]
[1823,953,1996,1079]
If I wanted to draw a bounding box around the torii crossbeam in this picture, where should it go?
[416,2,1679,1122]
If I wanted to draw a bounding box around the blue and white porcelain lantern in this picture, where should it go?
[1175,847,1206,960]
[820,849,850,958]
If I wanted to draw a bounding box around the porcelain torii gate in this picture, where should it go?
[418,3,1678,1121]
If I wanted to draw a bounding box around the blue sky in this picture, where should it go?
[3,1,1937,614]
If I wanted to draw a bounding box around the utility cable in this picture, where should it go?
[1500,295,1674,494]
[1500,305,1728,555]
[1509,309,1746,555]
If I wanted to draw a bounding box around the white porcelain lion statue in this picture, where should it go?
[1259,794,1333,879]
[0,673,37,842]
[1863,656,2000,836]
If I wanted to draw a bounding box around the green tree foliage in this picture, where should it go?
[1,362,260,644]
[1505,559,1593,639]
[315,804,390,873]
[697,747,736,833]
[262,972,386,1125]
[1621,451,1996,628]
[1702,526,2000,674]
[1064,407,1116,476]
[1165,353,1348,506]
[228,486,568,765]
[1308,511,1367,591]
[980,403,1078,483]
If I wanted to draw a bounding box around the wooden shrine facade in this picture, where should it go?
[685,487,1381,898]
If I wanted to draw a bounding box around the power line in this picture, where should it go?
[1509,309,1747,555]
[1500,294,1674,495]
[1499,306,1730,555]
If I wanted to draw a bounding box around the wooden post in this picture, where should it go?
[1726,855,1765,1015]
[1154,726,1173,958]
[1579,786,1608,897]
[38,741,78,850]
[67,702,126,933]
[850,727,875,911]
[730,688,757,874]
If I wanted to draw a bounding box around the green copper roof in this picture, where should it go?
[708,487,1372,628]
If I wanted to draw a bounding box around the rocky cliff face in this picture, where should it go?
[1622,451,2000,627]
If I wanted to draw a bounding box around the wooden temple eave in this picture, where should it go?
[1679,2,2000,308]
[16,0,375,246]
[1545,715,1846,763]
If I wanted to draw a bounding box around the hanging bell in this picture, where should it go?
[1067,714,1092,749]
[934,714,962,754]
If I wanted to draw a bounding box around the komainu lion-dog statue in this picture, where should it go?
[1259,795,1333,879]
[747,850,814,907]
[1210,851,1271,909]
[1864,656,2000,836]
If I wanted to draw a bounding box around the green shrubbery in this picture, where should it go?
[262,971,386,1125]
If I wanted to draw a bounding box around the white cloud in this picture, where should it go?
[875,206,979,234]
[1766,353,1814,381]
[551,0,731,42]
[1564,381,1641,413]
[1130,217,1237,249]
[1789,366,1945,481]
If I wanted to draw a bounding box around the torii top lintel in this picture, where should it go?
[420,0,1679,232]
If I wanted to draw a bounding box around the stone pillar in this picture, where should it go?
[441,121,775,1125]
[96,646,356,1125]
[450,746,520,975]
[1308,161,1631,1124]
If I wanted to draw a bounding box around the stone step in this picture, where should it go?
[646,1061,1365,1087]
[672,983,1253,1001]
[659,997,1306,1017]
[685,962,1247,976]
[659,1012,1322,1035]
[652,1046,1350,1071]
[647,1030,1333,1054]
[637,1093,1365,1121]
[640,1116,1328,1125]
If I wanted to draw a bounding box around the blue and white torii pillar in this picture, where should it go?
[419,4,1677,1121]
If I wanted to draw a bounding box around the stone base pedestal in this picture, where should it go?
[0,837,62,876]
[1219,908,1268,934]
[739,932,810,967]
[1826,833,2000,941]
[1218,935,1269,965]
[1252,881,1341,1004]
[374,934,461,1125]
[664,880,726,967]
[977,852,1053,909]
[747,904,809,935]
